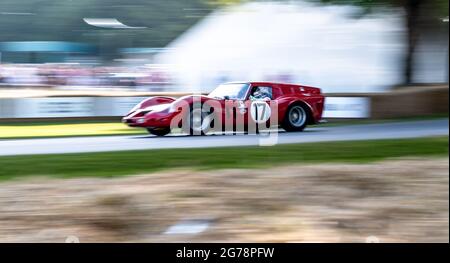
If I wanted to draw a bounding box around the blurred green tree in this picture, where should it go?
[316,0,449,85]
[0,0,212,60]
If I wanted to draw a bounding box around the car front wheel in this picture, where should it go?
[186,104,214,136]
[147,128,171,136]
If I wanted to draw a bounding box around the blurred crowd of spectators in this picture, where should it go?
[0,64,173,90]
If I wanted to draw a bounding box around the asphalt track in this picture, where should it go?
[0,119,448,156]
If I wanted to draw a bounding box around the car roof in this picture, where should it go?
[223,81,301,87]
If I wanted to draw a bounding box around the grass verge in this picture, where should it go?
[0,136,448,181]
[0,122,146,139]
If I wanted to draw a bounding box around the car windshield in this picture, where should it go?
[208,83,250,100]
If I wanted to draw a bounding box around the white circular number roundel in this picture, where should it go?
[250,101,271,123]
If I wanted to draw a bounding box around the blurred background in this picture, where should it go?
[0,0,448,93]
[0,0,448,243]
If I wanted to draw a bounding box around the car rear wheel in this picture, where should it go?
[147,127,171,136]
[282,104,309,132]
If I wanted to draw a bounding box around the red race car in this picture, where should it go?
[123,82,324,136]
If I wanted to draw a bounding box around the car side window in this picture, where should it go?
[249,86,273,101]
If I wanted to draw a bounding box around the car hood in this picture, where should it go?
[142,103,171,112]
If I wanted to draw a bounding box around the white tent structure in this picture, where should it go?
[156,1,407,93]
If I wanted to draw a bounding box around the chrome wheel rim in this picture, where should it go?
[289,106,306,127]
[191,109,211,133]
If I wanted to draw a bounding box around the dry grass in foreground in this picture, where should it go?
[0,158,448,242]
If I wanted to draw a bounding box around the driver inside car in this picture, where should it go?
[249,86,271,101]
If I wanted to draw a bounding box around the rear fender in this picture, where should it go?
[277,97,316,124]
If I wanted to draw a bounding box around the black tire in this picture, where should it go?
[147,128,171,136]
[281,103,309,132]
[185,103,214,136]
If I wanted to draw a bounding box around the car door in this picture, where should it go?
[243,85,274,129]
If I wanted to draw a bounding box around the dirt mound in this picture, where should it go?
[0,158,448,242]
